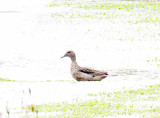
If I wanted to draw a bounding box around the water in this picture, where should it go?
[0,0,160,117]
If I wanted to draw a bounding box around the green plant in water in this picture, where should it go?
[0,78,16,82]
[23,84,160,118]
[147,57,160,67]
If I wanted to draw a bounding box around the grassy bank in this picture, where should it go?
[25,84,160,118]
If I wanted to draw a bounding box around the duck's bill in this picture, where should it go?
[61,55,67,58]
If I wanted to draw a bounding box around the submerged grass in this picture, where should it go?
[25,84,160,118]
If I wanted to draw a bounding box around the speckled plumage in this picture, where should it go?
[61,50,108,81]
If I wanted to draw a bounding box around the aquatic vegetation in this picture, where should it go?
[49,2,160,24]
[50,2,160,11]
[0,78,16,82]
[24,84,160,118]
[147,57,160,67]
[74,2,160,11]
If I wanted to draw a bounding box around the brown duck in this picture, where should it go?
[61,50,108,81]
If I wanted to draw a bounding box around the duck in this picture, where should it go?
[61,50,108,81]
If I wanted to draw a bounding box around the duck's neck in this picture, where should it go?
[72,60,78,65]
[70,56,79,66]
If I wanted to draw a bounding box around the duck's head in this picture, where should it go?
[61,50,76,61]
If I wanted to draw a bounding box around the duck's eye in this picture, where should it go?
[68,51,71,53]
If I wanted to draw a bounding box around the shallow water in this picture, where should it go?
[0,69,160,117]
[0,0,160,117]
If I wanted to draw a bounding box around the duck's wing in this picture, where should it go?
[79,67,108,76]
